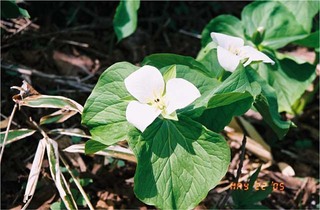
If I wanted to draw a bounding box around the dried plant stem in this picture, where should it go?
[218,117,248,208]
[60,155,94,210]
[0,103,18,163]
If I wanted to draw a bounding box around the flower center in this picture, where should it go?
[151,96,166,110]
[228,46,241,56]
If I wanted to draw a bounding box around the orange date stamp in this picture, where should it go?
[230,181,285,191]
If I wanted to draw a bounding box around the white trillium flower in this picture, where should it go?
[211,32,275,72]
[124,65,201,132]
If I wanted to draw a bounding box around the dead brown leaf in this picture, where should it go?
[53,50,98,76]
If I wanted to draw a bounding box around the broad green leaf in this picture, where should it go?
[246,68,292,139]
[192,66,259,132]
[276,0,319,33]
[82,62,138,145]
[159,65,221,119]
[257,58,316,113]
[85,140,107,154]
[1,0,30,18]
[294,31,320,48]
[242,1,308,49]
[113,0,140,42]
[196,92,254,132]
[199,65,291,138]
[142,53,213,77]
[0,129,36,146]
[201,15,244,48]
[129,116,230,209]
[213,66,261,97]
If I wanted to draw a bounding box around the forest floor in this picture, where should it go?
[1,2,319,209]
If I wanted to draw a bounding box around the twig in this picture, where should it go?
[178,29,202,39]
[54,39,89,48]
[0,103,18,163]
[14,19,32,35]
[2,61,93,92]
[60,155,94,210]
[218,117,248,208]
[1,24,111,50]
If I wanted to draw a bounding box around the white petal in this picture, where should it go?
[126,101,161,132]
[211,32,244,49]
[217,46,242,72]
[165,78,201,115]
[124,65,164,103]
[240,46,275,66]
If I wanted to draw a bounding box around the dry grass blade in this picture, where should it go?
[15,95,83,113]
[0,129,36,146]
[0,103,18,163]
[21,139,46,210]
[40,109,78,125]
[64,144,137,163]
[11,81,83,113]
[48,128,91,139]
[46,138,78,210]
[60,155,94,210]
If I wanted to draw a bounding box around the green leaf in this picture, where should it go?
[198,65,291,138]
[1,0,30,18]
[257,58,316,113]
[0,129,36,146]
[196,92,254,132]
[201,15,244,48]
[159,64,220,119]
[142,53,213,77]
[232,166,273,208]
[162,65,177,83]
[113,0,140,42]
[192,67,258,132]
[82,62,138,145]
[214,66,261,97]
[85,140,107,154]
[276,0,319,33]
[234,67,292,139]
[129,116,230,209]
[246,68,292,139]
[294,30,320,48]
[242,1,308,49]
[50,201,63,210]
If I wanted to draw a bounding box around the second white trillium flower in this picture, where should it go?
[125,65,201,132]
[211,32,275,72]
